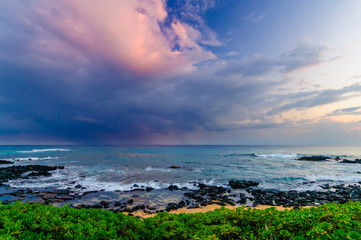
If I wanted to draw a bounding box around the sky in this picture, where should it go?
[1,0,361,145]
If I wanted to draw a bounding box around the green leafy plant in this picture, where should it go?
[1,201,361,239]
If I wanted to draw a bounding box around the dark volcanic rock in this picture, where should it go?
[0,165,65,183]
[229,180,259,189]
[166,203,179,211]
[169,165,182,169]
[296,156,330,161]
[100,201,110,208]
[340,159,361,164]
[0,160,13,164]
[28,170,52,177]
[168,185,180,191]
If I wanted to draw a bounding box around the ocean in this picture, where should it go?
[1,145,361,195]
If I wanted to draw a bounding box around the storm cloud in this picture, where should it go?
[1,0,361,145]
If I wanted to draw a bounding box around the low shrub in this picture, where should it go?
[1,201,361,239]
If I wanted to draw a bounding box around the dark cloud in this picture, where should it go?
[218,43,329,77]
[326,107,361,117]
[277,44,327,72]
[0,30,352,144]
[218,57,275,77]
[267,84,361,115]
[0,2,357,145]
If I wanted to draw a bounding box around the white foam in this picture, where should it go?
[145,166,172,172]
[258,181,323,192]
[305,175,361,183]
[18,149,70,153]
[8,157,59,161]
[256,153,298,158]
[5,166,219,193]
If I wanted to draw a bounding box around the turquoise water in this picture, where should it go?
[1,145,361,193]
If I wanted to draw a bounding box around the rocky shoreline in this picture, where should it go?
[1,156,361,215]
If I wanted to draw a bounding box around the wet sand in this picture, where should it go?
[125,204,306,219]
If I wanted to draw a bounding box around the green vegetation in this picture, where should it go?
[1,201,361,239]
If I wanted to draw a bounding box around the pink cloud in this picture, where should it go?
[28,0,216,76]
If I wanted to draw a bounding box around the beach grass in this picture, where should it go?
[1,201,361,239]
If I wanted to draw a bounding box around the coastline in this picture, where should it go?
[125,204,299,218]
[2,153,361,215]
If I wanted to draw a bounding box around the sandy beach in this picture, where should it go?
[125,204,301,218]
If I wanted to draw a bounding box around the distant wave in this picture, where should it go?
[223,153,258,157]
[6,167,223,193]
[305,175,361,183]
[145,166,172,172]
[6,157,59,161]
[17,149,70,153]
[223,153,298,158]
[255,153,298,158]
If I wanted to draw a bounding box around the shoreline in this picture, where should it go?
[2,162,361,215]
[124,204,302,218]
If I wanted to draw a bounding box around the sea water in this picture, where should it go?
[1,145,361,193]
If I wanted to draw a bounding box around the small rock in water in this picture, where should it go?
[340,159,361,164]
[168,185,180,191]
[296,156,330,161]
[169,165,182,169]
[146,187,154,192]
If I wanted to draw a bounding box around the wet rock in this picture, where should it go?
[56,189,71,194]
[226,199,236,206]
[100,201,109,208]
[92,204,102,209]
[41,194,57,199]
[28,170,52,177]
[178,200,186,208]
[187,203,200,209]
[29,198,45,204]
[200,200,208,206]
[166,203,179,211]
[169,166,182,169]
[296,156,330,161]
[184,192,202,201]
[340,159,361,164]
[74,204,86,209]
[127,199,134,205]
[55,195,73,201]
[0,165,65,183]
[132,205,145,211]
[229,180,259,189]
[168,185,180,191]
[146,187,154,192]
[0,160,13,164]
